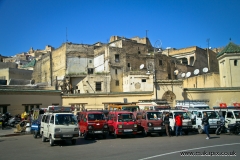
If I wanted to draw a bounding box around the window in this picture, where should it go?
[96,82,101,91]
[168,74,171,79]
[116,80,119,86]
[159,60,163,65]
[128,63,130,67]
[25,105,29,113]
[89,60,92,63]
[88,68,94,74]
[50,116,54,124]
[142,79,146,82]
[45,115,50,123]
[234,60,238,66]
[227,112,233,118]
[138,51,141,54]
[115,69,117,74]
[115,54,119,62]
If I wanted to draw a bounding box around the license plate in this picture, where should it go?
[154,127,161,130]
[124,129,133,132]
[63,135,72,137]
[210,126,217,128]
[94,131,103,133]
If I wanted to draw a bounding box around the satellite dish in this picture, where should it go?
[203,67,208,73]
[181,73,186,78]
[140,64,144,69]
[194,69,199,75]
[186,72,191,78]
[174,70,179,75]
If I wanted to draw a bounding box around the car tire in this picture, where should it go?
[49,135,54,146]
[102,134,107,139]
[33,131,38,138]
[84,132,88,140]
[198,127,203,134]
[215,127,221,135]
[71,139,77,145]
[41,133,46,142]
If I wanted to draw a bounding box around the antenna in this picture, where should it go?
[174,70,179,75]
[203,67,208,73]
[186,72,191,78]
[181,73,186,78]
[194,69,199,75]
[66,27,68,42]
[140,64,144,69]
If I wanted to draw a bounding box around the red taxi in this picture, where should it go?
[78,110,109,139]
[134,110,165,136]
[107,110,138,138]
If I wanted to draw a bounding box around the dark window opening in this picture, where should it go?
[96,82,101,91]
[115,54,119,62]
[89,60,92,63]
[138,51,141,54]
[159,60,163,65]
[88,68,94,74]
[128,63,130,67]
[116,80,119,86]
[115,69,118,74]
[142,79,146,82]
[234,60,238,66]
[168,74,171,79]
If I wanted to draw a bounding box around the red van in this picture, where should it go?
[133,110,165,136]
[107,111,138,138]
[78,110,109,139]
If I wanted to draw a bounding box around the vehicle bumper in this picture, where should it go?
[181,126,193,131]
[53,132,79,140]
[87,130,109,135]
[116,128,138,135]
[147,126,166,133]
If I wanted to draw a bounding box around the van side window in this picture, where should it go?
[169,113,173,119]
[45,115,50,123]
[227,112,233,118]
[50,115,54,124]
[197,112,202,118]
[42,115,46,122]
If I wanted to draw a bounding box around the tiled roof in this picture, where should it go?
[217,42,240,57]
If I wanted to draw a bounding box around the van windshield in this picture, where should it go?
[206,111,219,119]
[55,114,77,125]
[174,112,190,119]
[88,114,105,121]
[147,112,162,120]
[118,113,134,122]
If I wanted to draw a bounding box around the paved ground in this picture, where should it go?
[0,127,28,137]
[0,131,239,160]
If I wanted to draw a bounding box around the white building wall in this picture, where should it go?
[94,54,105,72]
[123,75,153,92]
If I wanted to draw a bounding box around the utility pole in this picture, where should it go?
[207,38,210,71]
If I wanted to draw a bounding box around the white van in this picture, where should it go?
[189,109,220,133]
[175,100,210,110]
[159,109,192,135]
[40,106,79,146]
[213,107,240,128]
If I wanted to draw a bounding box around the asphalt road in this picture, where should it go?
[0,132,239,160]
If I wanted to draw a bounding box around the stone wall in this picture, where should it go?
[0,62,17,69]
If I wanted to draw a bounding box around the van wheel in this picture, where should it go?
[49,135,54,146]
[71,139,77,145]
[42,133,46,142]
[198,127,203,134]
[84,132,88,140]
[33,131,38,138]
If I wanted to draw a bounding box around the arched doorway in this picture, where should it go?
[162,90,176,107]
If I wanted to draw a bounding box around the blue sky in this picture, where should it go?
[0,0,239,56]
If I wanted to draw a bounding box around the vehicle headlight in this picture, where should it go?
[103,124,108,129]
[88,125,93,129]
[148,123,152,127]
[74,128,79,131]
[118,125,123,128]
[55,128,61,132]
[134,124,137,128]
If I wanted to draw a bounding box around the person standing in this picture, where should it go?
[163,112,171,137]
[202,112,210,139]
[175,114,183,136]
